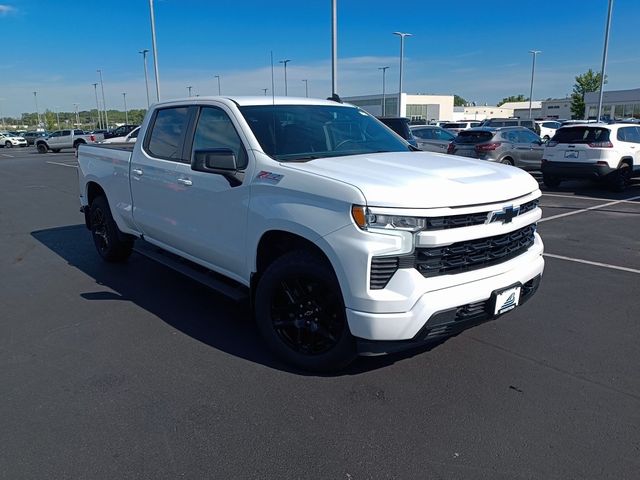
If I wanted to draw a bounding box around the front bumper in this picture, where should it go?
[542,160,614,179]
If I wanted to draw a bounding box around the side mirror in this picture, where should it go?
[192,148,237,174]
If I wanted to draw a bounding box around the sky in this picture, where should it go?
[1,0,639,117]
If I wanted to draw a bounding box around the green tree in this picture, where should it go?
[44,110,57,130]
[570,69,606,119]
[497,94,528,106]
[454,95,467,107]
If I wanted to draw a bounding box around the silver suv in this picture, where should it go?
[447,126,544,171]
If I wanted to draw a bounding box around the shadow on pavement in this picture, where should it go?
[31,224,442,377]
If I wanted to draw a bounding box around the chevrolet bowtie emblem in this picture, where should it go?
[490,205,520,224]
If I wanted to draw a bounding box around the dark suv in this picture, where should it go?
[480,118,540,135]
[22,131,48,145]
[447,127,544,170]
[103,124,139,140]
[376,117,418,147]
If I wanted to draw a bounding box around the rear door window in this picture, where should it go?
[553,127,610,144]
[146,107,190,160]
[412,128,433,140]
[455,131,494,144]
[617,127,640,143]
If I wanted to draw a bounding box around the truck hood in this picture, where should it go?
[282,151,539,208]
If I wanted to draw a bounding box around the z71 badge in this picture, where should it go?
[256,171,284,184]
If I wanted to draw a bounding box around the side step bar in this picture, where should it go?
[133,241,249,303]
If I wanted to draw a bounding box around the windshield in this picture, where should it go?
[238,104,410,161]
[455,130,494,144]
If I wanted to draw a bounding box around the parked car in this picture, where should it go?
[35,129,103,153]
[103,124,139,140]
[480,118,540,135]
[410,125,456,153]
[101,126,140,144]
[22,131,48,146]
[376,117,418,147]
[541,123,640,191]
[536,120,562,142]
[441,121,482,134]
[447,126,544,170]
[0,132,28,148]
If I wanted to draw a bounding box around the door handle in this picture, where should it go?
[132,168,143,176]
[177,178,193,186]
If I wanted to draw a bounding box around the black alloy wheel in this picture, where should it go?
[609,163,631,192]
[255,250,356,371]
[89,196,133,262]
[5,141,12,148]
[36,143,47,153]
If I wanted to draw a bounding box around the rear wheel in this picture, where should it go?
[543,173,562,188]
[254,250,356,372]
[609,163,631,192]
[89,196,134,262]
[36,143,48,154]
[500,157,514,166]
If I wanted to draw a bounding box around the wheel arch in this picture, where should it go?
[618,156,633,169]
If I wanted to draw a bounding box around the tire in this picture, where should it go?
[89,196,134,262]
[543,173,561,188]
[36,143,48,154]
[73,140,85,151]
[5,141,12,148]
[500,157,514,166]
[543,135,550,142]
[254,250,357,372]
[51,149,61,153]
[609,163,631,192]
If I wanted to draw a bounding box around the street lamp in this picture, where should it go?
[302,79,308,98]
[597,0,614,121]
[97,69,108,129]
[187,86,192,97]
[279,59,291,96]
[0,98,5,129]
[92,83,102,129]
[149,0,161,101]
[393,32,412,117]
[33,91,41,127]
[122,93,128,124]
[54,106,60,129]
[73,103,80,128]
[528,50,541,119]
[378,66,390,117]
[214,75,221,95]
[139,49,151,108]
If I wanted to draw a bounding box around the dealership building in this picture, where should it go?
[342,93,454,122]
[584,87,640,120]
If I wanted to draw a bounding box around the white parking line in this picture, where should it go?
[544,253,640,274]
[46,161,78,168]
[1,153,14,158]
[542,192,640,203]
[539,195,640,223]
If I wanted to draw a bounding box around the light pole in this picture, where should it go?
[33,91,41,127]
[122,93,128,124]
[92,83,102,129]
[97,69,108,129]
[331,0,337,98]
[149,0,161,101]
[393,32,412,117]
[597,0,614,122]
[302,79,308,98]
[73,103,80,128]
[279,59,291,96]
[214,75,221,95]
[528,50,541,119]
[139,49,151,108]
[0,98,5,129]
[187,86,192,97]
[378,66,389,116]
[54,106,60,129]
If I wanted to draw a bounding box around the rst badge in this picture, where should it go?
[255,171,284,184]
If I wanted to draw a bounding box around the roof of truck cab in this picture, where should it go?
[153,96,353,107]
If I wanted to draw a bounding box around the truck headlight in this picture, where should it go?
[352,205,425,232]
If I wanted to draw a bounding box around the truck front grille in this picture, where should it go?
[369,224,536,289]
[425,199,538,230]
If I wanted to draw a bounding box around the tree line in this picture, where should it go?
[3,109,148,130]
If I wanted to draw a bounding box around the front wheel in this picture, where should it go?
[36,143,48,154]
[5,141,12,148]
[254,250,356,372]
[89,196,134,262]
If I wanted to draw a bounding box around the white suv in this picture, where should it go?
[536,120,561,142]
[542,123,640,191]
[0,132,28,148]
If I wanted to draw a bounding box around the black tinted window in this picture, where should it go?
[147,107,189,160]
[192,107,248,169]
[455,131,494,144]
[617,127,640,143]
[412,128,433,140]
[553,127,610,144]
[379,118,410,139]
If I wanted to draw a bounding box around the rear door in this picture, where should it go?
[516,129,544,170]
[616,127,640,167]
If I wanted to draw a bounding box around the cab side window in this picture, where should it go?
[146,107,189,160]
[191,107,248,169]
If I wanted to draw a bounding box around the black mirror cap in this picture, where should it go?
[192,148,238,174]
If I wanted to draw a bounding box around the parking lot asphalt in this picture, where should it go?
[1,148,639,479]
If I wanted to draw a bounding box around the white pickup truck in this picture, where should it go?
[77,96,544,371]
[36,129,102,153]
